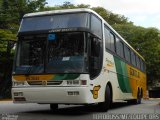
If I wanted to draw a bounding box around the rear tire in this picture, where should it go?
[137,89,142,104]
[141,89,143,98]
[50,104,58,111]
[129,89,142,104]
[97,85,111,112]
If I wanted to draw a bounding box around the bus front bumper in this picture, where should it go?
[12,87,93,104]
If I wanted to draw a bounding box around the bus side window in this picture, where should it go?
[109,33,116,52]
[124,45,131,63]
[116,38,124,58]
[140,58,146,72]
[136,55,140,69]
[89,36,102,79]
[104,26,110,50]
[143,61,146,72]
[104,26,116,53]
[104,27,111,49]
[131,51,136,66]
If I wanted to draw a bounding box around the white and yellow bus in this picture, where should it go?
[12,8,147,111]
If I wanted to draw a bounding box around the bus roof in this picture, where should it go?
[24,8,97,17]
[23,8,144,61]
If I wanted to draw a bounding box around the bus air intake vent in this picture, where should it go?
[27,81,63,86]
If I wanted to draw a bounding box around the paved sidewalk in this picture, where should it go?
[0,99,12,102]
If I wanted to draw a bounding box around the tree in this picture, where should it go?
[0,0,47,99]
[92,7,133,25]
[43,1,90,11]
[0,0,47,30]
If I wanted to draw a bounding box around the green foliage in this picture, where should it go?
[43,2,90,11]
[0,29,16,41]
[0,0,47,98]
[92,7,133,25]
[0,0,47,30]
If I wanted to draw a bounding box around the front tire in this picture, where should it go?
[50,104,58,111]
[97,85,111,112]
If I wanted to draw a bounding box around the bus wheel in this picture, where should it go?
[131,90,142,104]
[141,89,143,98]
[50,104,58,111]
[97,85,111,112]
[137,89,142,104]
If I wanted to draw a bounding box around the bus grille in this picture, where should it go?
[27,81,63,86]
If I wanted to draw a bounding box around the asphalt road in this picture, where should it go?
[0,99,159,120]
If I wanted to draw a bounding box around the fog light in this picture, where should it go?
[67,80,80,86]
[81,80,87,85]
[14,97,26,101]
[66,80,87,86]
[13,81,25,87]
[14,92,23,96]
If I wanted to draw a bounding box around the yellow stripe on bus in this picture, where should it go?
[13,75,54,81]
[127,64,147,98]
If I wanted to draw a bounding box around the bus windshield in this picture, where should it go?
[19,13,89,32]
[14,32,88,74]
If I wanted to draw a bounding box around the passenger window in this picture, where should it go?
[109,33,115,52]
[104,26,116,52]
[143,61,146,72]
[124,45,131,63]
[136,56,140,69]
[140,59,143,71]
[131,51,136,66]
[104,26,110,50]
[116,38,124,58]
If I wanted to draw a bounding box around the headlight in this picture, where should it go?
[66,80,87,86]
[12,81,25,87]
